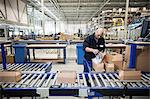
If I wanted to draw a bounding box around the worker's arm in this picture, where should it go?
[83,36,99,55]
[85,47,99,54]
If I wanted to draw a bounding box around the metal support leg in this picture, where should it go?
[10,46,13,54]
[129,96,132,99]
[63,48,66,64]
[88,96,92,99]
[27,48,30,62]
[33,48,35,59]
[129,44,136,68]
[1,44,7,70]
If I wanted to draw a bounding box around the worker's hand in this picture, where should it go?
[92,49,99,55]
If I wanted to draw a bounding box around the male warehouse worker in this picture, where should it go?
[83,28,105,72]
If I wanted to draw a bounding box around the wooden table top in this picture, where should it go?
[105,44,126,48]
[27,44,67,48]
[128,41,150,45]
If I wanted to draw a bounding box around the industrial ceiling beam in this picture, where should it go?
[25,0,55,20]
[47,0,66,20]
[56,2,147,6]
[87,0,111,22]
[76,0,80,19]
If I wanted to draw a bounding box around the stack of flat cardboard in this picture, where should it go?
[136,46,150,72]
[124,46,150,72]
[0,71,21,82]
[57,71,76,84]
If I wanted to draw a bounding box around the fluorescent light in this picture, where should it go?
[35,0,59,20]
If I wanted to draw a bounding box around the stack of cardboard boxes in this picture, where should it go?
[92,45,149,80]
[119,45,150,80]
[92,52,122,73]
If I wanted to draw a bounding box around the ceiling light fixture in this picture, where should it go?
[34,0,59,20]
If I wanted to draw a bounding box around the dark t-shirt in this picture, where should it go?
[83,33,105,61]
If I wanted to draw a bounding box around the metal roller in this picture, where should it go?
[44,74,53,87]
[93,74,101,87]
[77,73,81,87]
[104,74,116,87]
[15,74,32,88]
[30,64,39,71]
[109,73,123,87]
[37,74,47,87]
[142,74,150,81]
[88,73,95,87]
[98,74,108,87]
[82,74,87,87]
[30,74,42,87]
[24,74,37,87]
[51,73,58,86]
[22,64,35,71]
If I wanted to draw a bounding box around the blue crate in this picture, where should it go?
[13,44,27,63]
[76,43,84,64]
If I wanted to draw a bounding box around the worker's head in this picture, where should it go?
[94,28,104,39]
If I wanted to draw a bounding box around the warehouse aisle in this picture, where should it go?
[51,59,83,73]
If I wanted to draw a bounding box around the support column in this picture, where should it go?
[4,26,8,41]
[55,21,56,34]
[124,0,129,40]
[41,0,45,37]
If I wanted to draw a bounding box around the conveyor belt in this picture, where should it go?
[1,72,149,97]
[0,63,52,73]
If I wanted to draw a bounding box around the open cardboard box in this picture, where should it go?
[92,53,106,72]
[104,53,123,70]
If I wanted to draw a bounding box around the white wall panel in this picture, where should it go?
[0,0,5,19]
[45,21,55,34]
[6,0,18,22]
[9,0,18,19]
[0,0,27,25]
[18,0,27,24]
[44,20,86,35]
[21,11,28,24]
[65,23,86,34]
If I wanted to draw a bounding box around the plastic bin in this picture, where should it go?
[76,43,85,64]
[13,44,27,63]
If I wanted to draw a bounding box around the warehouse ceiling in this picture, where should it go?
[26,0,149,23]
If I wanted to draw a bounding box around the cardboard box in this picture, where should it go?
[6,54,14,63]
[136,46,150,72]
[119,70,141,80]
[124,45,130,62]
[57,71,76,84]
[124,45,143,65]
[104,53,123,70]
[0,71,21,82]
[105,63,114,72]
[93,62,105,72]
[103,54,113,63]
